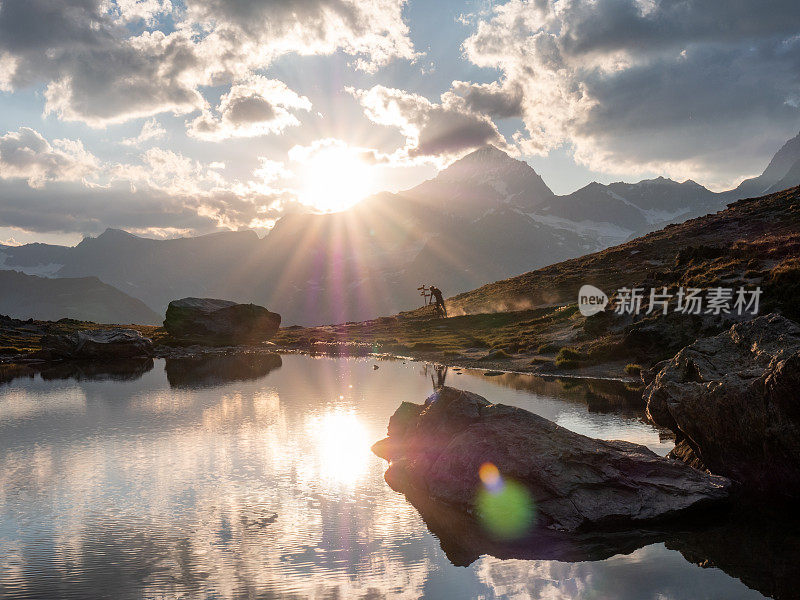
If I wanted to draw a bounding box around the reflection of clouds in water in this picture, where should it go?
[0,387,86,421]
[0,379,433,599]
[474,545,764,600]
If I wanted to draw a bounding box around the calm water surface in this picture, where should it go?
[0,355,773,599]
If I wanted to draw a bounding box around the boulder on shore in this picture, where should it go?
[644,313,800,497]
[41,328,153,360]
[372,387,730,533]
[163,298,281,343]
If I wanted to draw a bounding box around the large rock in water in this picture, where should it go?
[372,387,730,533]
[644,313,800,497]
[41,328,153,359]
[163,298,281,343]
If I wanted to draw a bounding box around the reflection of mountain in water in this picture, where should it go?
[165,353,282,389]
[400,482,796,600]
[0,358,154,385]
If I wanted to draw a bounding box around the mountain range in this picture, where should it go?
[2,131,800,325]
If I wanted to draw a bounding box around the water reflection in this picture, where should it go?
[1,358,154,386]
[307,409,371,489]
[0,354,774,599]
[165,353,282,388]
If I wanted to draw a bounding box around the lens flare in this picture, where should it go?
[479,462,502,491]
[475,462,535,539]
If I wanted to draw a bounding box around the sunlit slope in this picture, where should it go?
[446,186,800,320]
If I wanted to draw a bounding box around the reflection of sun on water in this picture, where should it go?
[306,409,370,489]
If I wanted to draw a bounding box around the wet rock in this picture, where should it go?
[163,297,280,344]
[373,387,730,533]
[644,313,800,497]
[41,329,153,360]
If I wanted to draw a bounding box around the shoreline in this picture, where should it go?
[2,342,640,385]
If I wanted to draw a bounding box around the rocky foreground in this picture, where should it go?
[373,387,730,533]
[645,313,800,497]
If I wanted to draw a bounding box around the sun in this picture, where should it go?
[297,147,375,213]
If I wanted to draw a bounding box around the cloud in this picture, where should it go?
[183,0,417,73]
[0,0,415,127]
[462,0,800,187]
[0,2,206,127]
[121,118,167,146]
[349,85,508,162]
[0,127,99,188]
[445,80,524,119]
[111,0,173,24]
[187,77,312,140]
[0,126,296,236]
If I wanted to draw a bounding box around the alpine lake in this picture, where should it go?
[0,353,794,599]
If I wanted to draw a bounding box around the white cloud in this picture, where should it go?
[187,77,312,140]
[121,118,167,146]
[111,0,173,24]
[183,0,418,74]
[0,127,100,188]
[0,52,17,92]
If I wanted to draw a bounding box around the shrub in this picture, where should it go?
[479,349,512,361]
[624,363,642,376]
[555,347,585,369]
[536,342,559,354]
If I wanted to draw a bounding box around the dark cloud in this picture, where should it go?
[463,0,800,186]
[226,96,277,124]
[0,178,291,237]
[187,77,312,140]
[448,80,524,119]
[0,1,204,125]
[350,85,507,160]
[411,105,503,157]
[556,0,800,55]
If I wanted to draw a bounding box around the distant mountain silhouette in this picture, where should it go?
[2,133,800,326]
[0,270,160,323]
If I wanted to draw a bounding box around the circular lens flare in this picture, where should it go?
[476,462,535,539]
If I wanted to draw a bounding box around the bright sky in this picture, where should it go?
[0,0,799,246]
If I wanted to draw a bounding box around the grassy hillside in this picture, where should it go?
[446,186,800,319]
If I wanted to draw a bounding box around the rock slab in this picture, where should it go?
[373,387,730,532]
[41,329,153,359]
[644,313,800,497]
[163,297,281,343]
